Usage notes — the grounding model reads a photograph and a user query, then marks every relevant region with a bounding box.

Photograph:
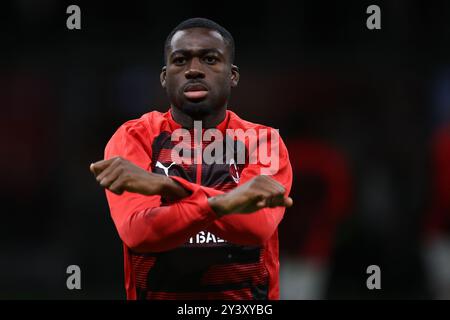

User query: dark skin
[161,28,239,128]
[90,27,293,216]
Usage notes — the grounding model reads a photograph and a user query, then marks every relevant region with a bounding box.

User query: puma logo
[155,161,176,176]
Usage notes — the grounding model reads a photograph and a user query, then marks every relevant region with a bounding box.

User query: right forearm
[159,176,191,201]
[118,188,216,253]
[160,176,230,217]
[158,177,233,217]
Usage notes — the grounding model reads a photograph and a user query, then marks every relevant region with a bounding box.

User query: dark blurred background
[1,0,450,299]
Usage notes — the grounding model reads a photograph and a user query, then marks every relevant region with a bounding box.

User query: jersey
[104,109,293,300]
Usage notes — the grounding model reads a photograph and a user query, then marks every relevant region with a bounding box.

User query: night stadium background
[1,0,450,299]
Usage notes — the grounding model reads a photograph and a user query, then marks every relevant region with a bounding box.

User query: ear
[160,66,167,88]
[231,64,240,88]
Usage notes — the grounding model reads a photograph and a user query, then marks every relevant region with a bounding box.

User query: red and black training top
[104,109,293,300]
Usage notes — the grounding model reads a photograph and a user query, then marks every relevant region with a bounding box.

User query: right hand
[208,175,293,217]
[90,156,167,196]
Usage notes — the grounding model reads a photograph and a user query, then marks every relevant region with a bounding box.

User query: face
[160,28,239,118]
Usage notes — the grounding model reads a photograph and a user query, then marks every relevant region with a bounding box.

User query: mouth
[183,83,209,101]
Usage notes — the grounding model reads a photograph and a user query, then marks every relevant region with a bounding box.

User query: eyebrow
[170,48,223,58]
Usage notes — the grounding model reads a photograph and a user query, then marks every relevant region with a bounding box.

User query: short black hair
[164,18,235,63]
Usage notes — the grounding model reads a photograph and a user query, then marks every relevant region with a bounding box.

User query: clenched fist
[208,175,293,217]
[90,156,167,195]
[90,156,190,201]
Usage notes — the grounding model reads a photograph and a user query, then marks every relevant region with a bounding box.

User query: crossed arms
[90,127,293,253]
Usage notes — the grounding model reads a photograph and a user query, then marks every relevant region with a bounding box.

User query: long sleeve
[171,134,293,246]
[104,123,217,253]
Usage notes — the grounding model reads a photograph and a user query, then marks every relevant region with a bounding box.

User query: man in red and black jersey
[90,18,293,300]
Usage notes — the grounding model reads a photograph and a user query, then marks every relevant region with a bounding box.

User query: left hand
[90,156,167,195]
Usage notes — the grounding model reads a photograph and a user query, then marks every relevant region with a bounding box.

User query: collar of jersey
[166,108,231,134]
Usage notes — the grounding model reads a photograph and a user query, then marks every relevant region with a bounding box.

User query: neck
[170,106,226,129]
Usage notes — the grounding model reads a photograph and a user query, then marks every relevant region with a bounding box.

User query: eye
[173,57,186,65]
[204,56,218,64]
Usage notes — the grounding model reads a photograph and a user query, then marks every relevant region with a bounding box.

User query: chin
[181,101,212,118]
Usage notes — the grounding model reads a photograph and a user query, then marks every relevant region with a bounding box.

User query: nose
[185,58,205,79]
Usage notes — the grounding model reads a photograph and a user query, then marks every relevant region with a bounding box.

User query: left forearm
[170,177,285,245]
[206,208,283,245]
